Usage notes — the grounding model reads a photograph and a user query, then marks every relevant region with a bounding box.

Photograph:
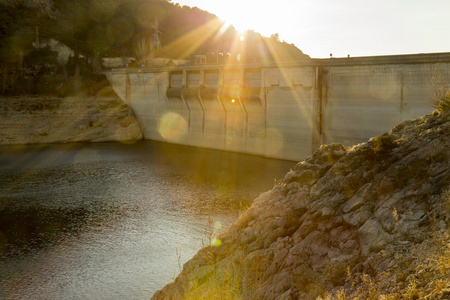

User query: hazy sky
[174,0,450,58]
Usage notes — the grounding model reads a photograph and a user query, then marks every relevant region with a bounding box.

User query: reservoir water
[0,141,295,299]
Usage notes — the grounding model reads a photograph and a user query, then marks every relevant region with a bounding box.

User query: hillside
[0,0,309,95]
[153,109,450,299]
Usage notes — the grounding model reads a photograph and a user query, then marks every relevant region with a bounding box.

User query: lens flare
[158,112,188,142]
[369,74,398,100]
[212,221,222,247]
[212,238,222,247]
[265,128,284,156]
[214,221,222,231]
[216,21,232,39]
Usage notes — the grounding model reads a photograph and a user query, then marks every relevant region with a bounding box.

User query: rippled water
[0,141,294,299]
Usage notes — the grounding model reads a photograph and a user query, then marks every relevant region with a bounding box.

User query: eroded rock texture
[153,110,450,300]
[0,97,143,144]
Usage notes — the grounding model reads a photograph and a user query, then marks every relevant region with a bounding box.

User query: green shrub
[373,134,397,155]
[435,93,450,112]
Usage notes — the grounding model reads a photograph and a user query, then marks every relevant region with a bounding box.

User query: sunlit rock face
[0,97,143,144]
[152,109,450,300]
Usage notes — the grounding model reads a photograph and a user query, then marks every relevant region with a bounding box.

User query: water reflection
[0,141,294,299]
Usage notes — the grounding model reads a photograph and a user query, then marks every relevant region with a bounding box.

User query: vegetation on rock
[435,92,450,113]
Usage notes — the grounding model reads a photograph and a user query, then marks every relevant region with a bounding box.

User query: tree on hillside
[0,0,310,94]
[0,0,59,94]
[0,0,54,68]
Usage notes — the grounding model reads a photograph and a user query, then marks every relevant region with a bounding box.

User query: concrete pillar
[199,70,205,87]
[182,69,187,87]
[218,68,224,87]
[313,66,323,151]
[126,73,131,105]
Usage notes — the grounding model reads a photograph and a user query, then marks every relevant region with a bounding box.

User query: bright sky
[174,0,450,58]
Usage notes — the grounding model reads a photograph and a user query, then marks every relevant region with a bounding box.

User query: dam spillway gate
[105,53,450,161]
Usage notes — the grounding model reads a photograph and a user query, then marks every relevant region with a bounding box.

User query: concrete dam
[105,52,450,161]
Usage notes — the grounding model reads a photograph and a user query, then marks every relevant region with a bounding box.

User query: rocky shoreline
[153,110,450,299]
[0,97,143,145]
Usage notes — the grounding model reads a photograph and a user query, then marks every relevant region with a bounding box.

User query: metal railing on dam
[104,52,450,161]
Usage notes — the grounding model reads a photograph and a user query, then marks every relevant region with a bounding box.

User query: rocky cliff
[0,97,143,144]
[153,109,450,300]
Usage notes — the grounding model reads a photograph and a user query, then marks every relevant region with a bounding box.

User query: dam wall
[105,52,450,161]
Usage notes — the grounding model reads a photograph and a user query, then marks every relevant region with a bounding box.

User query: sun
[175,0,265,34]
[170,0,294,66]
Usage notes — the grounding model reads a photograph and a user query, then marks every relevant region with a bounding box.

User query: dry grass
[172,189,450,300]
[174,216,273,300]
[318,192,450,300]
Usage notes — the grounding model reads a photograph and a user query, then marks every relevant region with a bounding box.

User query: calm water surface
[0,141,295,299]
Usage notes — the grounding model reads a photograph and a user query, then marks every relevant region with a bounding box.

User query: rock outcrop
[153,109,450,299]
[0,97,143,144]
